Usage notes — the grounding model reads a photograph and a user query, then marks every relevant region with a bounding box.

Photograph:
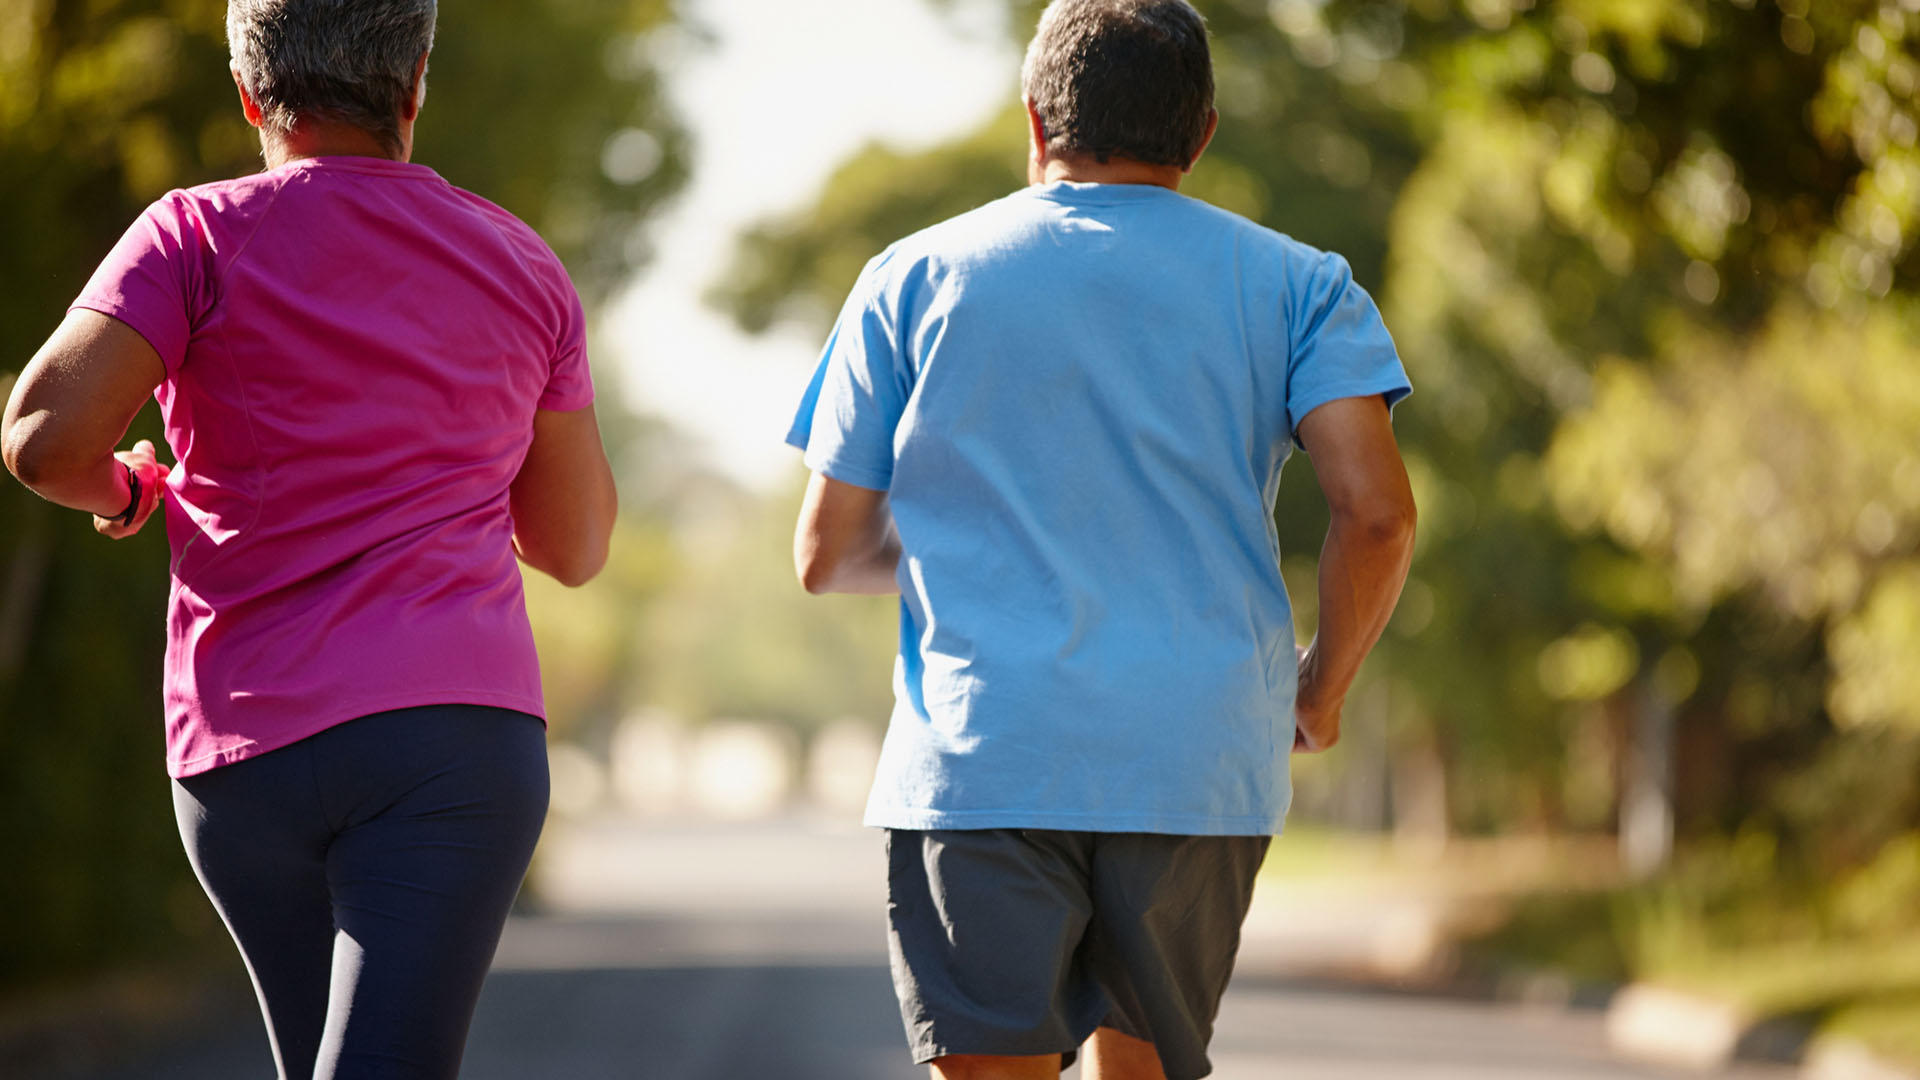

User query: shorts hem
[866,807,1284,836]
[907,1032,1090,1067]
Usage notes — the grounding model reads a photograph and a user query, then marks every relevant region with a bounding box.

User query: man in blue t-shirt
[787,2,1416,1077]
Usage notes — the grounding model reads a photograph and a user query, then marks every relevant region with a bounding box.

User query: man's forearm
[795,473,903,596]
[1300,509,1414,712]
[808,525,902,595]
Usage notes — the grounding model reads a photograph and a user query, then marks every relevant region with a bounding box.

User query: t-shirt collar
[274,155,443,182]
[1029,179,1181,205]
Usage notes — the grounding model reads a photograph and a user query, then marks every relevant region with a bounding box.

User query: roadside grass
[1265,830,1920,1072]
[1824,991,1920,1069]
[1261,828,1622,898]
[1260,826,1399,881]
[1461,888,1920,1072]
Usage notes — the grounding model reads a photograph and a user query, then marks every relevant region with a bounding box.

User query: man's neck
[1035,154,1186,191]
[260,119,408,170]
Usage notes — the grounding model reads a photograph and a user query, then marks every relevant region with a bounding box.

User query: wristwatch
[114,464,142,528]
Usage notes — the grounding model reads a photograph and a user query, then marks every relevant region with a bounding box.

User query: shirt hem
[805,451,892,491]
[167,688,547,779]
[862,806,1285,837]
[71,301,180,375]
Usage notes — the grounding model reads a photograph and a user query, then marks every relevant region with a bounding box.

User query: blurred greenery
[9,0,1920,1066]
[711,0,1920,1062]
[0,0,687,988]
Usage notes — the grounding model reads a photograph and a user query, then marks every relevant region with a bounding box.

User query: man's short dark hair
[1021,0,1213,168]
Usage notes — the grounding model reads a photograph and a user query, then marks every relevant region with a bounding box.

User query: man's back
[791,179,1409,834]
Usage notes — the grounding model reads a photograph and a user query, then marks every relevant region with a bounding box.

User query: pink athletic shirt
[71,156,591,778]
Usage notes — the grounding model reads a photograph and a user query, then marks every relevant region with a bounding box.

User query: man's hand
[1293,642,1341,753]
[93,439,167,539]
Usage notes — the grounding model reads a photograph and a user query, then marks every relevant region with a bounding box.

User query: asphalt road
[36,818,1797,1079]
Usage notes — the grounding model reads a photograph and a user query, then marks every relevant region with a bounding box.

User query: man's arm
[794,472,901,596]
[1294,394,1417,751]
[2,310,168,537]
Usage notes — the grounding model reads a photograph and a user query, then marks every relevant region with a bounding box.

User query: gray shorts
[884,828,1270,1080]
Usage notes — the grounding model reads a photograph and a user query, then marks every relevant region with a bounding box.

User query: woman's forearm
[3,430,135,517]
[3,310,168,526]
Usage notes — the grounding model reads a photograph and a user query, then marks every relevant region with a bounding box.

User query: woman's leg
[307,705,549,1080]
[174,746,338,1080]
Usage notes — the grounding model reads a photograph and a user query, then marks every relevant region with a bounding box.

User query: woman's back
[76,154,591,778]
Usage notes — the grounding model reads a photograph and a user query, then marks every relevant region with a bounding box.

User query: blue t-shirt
[788,180,1410,835]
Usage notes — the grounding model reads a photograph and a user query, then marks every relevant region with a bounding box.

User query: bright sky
[606,0,1018,490]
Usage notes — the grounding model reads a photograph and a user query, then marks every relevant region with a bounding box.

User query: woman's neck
[261,118,409,169]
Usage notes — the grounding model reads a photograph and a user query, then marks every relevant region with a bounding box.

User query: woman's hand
[93,439,167,539]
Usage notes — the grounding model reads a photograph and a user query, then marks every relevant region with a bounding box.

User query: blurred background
[2,0,1918,1076]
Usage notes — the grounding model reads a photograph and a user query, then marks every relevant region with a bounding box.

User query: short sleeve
[70,193,208,374]
[537,272,594,412]
[1285,253,1412,449]
[786,254,908,491]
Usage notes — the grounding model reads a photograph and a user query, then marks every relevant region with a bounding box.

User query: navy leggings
[172,704,549,1080]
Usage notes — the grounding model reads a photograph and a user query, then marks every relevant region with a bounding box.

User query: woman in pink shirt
[0,1,617,1076]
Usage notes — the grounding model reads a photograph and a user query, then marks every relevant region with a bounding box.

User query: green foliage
[708,0,1920,875]
[636,472,899,729]
[716,107,1029,334]
[0,0,687,987]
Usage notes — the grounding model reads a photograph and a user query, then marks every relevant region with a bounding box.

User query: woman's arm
[509,405,618,587]
[2,310,168,536]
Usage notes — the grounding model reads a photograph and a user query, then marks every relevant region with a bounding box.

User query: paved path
[41,817,1797,1079]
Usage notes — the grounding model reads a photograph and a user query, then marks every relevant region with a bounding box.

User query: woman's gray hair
[227,0,438,151]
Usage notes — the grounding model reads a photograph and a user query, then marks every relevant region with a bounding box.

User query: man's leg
[887,830,1111,1074]
[1080,1025,1168,1080]
[930,1053,1062,1079]
[1080,833,1271,1080]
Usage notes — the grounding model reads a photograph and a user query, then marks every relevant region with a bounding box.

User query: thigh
[886,829,1110,1065]
[1083,833,1270,1080]
[174,752,337,1080]
[310,706,550,1080]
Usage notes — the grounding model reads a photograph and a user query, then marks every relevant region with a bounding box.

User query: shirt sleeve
[538,268,595,412]
[787,254,908,491]
[70,193,209,374]
[1285,252,1412,449]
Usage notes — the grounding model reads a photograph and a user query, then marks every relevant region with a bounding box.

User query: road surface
[27,817,1796,1079]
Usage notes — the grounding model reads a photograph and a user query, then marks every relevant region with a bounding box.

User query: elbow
[1339,493,1418,550]
[518,529,611,589]
[1374,498,1418,549]
[796,553,834,596]
[3,418,60,490]
[554,528,613,588]
[548,549,607,589]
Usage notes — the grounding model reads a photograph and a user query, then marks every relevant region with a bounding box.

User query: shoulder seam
[216,171,293,283]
